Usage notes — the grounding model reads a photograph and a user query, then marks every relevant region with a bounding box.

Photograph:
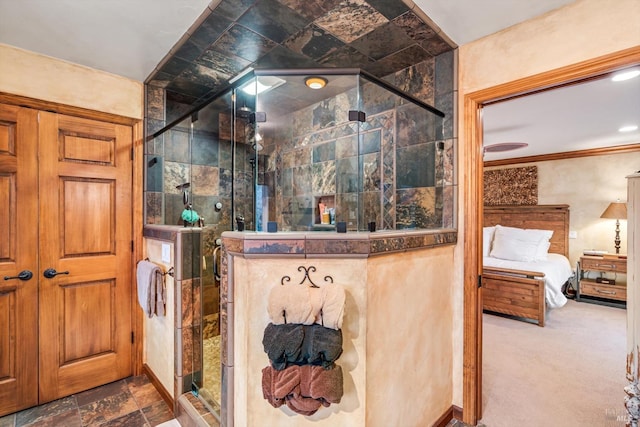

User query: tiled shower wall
[257,64,455,232]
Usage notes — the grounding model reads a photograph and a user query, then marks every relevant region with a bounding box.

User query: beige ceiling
[0,0,577,81]
[5,0,633,160]
[483,69,640,161]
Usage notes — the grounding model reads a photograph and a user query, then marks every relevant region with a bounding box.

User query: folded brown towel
[263,323,343,370]
[302,364,344,406]
[261,364,344,415]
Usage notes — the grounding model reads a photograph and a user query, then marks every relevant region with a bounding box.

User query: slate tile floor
[0,375,173,427]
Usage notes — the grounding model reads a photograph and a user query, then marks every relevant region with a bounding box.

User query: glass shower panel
[359,74,446,230]
[254,72,360,231]
[232,85,257,232]
[163,116,194,226]
[189,90,234,415]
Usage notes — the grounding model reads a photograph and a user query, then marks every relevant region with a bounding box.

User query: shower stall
[144,68,452,420]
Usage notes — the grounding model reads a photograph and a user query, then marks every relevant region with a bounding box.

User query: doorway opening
[462,46,640,425]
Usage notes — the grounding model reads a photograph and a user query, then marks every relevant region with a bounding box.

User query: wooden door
[0,105,39,415]
[37,112,133,403]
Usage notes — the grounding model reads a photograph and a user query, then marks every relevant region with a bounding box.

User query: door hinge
[131,332,134,344]
[131,148,134,160]
[131,240,134,252]
[478,275,483,288]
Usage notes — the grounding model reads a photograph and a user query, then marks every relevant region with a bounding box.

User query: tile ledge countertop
[221,228,458,258]
[222,228,457,239]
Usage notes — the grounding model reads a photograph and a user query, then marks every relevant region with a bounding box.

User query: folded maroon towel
[261,364,344,415]
[301,364,343,406]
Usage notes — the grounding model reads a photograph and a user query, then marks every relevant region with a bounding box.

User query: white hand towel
[318,283,345,330]
[268,284,315,325]
[137,260,163,318]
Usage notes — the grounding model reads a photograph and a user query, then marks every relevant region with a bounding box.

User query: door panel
[0,174,14,260]
[0,105,39,416]
[61,279,114,363]
[38,112,132,403]
[62,178,115,256]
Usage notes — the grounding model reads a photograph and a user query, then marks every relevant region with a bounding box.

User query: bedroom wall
[455,0,640,408]
[486,151,640,266]
[0,43,143,119]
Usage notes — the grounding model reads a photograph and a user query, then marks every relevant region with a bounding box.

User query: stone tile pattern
[258,67,453,231]
[0,375,173,427]
[143,0,458,231]
[145,66,455,231]
[176,392,220,427]
[223,229,457,258]
[174,230,203,402]
[145,0,455,122]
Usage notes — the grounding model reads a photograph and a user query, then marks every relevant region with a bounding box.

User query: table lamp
[600,200,627,254]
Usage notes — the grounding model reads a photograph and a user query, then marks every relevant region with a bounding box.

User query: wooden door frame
[462,46,640,425]
[0,92,145,377]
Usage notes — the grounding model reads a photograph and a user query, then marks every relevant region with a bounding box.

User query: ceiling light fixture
[305,76,327,89]
[240,76,286,95]
[483,142,528,153]
[611,69,640,82]
[619,125,639,133]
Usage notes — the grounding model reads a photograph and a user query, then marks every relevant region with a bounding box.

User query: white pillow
[489,225,553,262]
[536,241,552,261]
[483,226,495,257]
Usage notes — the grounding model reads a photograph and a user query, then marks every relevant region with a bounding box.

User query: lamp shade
[600,202,627,220]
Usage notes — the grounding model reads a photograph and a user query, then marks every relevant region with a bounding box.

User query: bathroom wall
[0,43,142,119]
[143,238,176,397]
[456,0,640,408]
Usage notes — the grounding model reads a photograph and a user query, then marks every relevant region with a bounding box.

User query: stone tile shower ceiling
[145,0,456,125]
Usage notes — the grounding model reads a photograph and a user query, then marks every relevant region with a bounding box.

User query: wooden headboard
[484,205,570,258]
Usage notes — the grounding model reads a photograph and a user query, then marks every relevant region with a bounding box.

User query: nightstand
[577,255,627,306]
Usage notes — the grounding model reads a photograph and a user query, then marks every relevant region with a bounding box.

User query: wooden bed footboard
[482,267,546,327]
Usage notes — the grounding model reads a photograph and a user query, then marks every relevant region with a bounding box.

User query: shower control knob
[215,202,223,210]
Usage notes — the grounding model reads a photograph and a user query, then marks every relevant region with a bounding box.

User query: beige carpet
[480,300,627,427]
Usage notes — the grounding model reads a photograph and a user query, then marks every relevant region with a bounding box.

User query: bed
[482,204,574,327]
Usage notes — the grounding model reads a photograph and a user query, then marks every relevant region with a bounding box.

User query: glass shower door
[188,90,236,416]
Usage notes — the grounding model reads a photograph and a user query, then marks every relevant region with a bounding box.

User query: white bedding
[483,253,573,309]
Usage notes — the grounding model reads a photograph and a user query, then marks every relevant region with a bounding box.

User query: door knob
[3,270,34,281]
[43,268,69,279]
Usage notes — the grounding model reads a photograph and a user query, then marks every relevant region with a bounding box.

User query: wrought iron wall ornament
[281,266,334,288]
